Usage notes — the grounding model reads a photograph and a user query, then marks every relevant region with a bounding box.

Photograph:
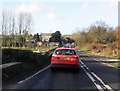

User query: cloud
[46,11,65,22]
[15,2,65,22]
[16,2,42,14]
[80,3,88,11]
[0,4,2,13]
[109,0,119,7]
[47,11,58,21]
[0,4,3,20]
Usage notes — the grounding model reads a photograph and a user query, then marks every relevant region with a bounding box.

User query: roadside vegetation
[72,21,120,59]
[72,21,120,68]
[112,62,120,68]
[2,48,51,64]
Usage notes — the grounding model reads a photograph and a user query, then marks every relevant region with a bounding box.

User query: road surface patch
[18,65,51,84]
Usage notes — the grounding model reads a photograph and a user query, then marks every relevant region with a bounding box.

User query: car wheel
[51,67,56,72]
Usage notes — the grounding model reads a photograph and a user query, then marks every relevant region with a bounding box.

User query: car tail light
[71,56,79,61]
[51,55,59,60]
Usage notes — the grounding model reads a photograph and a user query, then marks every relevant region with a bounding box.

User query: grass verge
[77,49,120,68]
[111,62,120,68]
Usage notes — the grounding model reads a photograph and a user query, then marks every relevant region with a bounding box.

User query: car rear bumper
[51,64,80,69]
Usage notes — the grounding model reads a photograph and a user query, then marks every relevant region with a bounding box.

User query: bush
[2,49,50,64]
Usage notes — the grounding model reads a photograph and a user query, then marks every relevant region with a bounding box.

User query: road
[0,62,21,69]
[2,53,119,91]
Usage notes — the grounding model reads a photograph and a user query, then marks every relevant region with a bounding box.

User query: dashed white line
[80,61,114,91]
[18,65,51,84]
[81,64,104,91]
[91,72,114,91]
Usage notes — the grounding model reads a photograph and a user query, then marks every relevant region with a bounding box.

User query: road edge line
[18,65,51,84]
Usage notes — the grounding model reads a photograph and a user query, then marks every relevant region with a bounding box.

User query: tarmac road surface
[2,53,119,91]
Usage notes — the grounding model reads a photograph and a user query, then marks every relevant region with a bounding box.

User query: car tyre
[51,67,56,72]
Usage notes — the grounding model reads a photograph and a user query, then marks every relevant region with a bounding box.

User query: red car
[50,47,80,71]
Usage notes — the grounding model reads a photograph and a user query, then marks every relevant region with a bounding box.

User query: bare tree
[8,12,12,47]
[23,14,32,46]
[2,10,33,48]
[2,10,8,47]
[2,10,5,47]
[11,14,15,47]
[17,12,32,47]
[18,13,24,47]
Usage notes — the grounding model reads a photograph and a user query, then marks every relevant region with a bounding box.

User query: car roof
[55,47,75,50]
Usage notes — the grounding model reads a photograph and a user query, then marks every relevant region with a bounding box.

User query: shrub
[2,48,51,65]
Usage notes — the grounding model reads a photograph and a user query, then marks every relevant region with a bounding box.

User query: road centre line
[18,65,51,84]
[80,61,114,91]
[91,72,114,91]
[80,65,104,91]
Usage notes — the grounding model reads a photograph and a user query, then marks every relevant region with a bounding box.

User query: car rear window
[55,49,76,55]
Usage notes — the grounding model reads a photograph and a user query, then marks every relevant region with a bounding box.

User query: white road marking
[91,72,114,91]
[81,61,84,65]
[101,63,115,68]
[18,65,51,84]
[3,73,9,77]
[93,58,99,61]
[0,62,21,69]
[81,65,104,91]
[80,61,114,91]
[93,58,116,68]
[86,67,89,70]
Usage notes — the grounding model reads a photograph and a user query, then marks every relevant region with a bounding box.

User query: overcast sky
[0,0,119,35]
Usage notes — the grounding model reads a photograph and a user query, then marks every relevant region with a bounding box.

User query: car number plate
[60,57,69,60]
